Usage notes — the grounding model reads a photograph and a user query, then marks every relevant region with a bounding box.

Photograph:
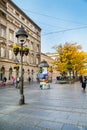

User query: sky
[12,0,87,53]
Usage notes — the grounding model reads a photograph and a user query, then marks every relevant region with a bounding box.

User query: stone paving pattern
[0,81,87,130]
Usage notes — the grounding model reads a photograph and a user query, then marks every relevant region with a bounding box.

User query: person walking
[16,77,19,88]
[81,76,86,91]
[28,76,31,84]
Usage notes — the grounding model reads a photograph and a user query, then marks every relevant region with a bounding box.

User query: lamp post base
[19,95,25,105]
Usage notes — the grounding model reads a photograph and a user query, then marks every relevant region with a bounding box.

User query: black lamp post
[16,26,28,105]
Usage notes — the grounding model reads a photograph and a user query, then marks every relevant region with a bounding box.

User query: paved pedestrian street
[0,81,87,130]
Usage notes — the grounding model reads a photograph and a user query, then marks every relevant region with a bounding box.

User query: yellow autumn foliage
[53,42,87,76]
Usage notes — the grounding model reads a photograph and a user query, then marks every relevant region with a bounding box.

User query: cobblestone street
[0,81,87,130]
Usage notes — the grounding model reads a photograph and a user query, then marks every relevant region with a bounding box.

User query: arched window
[31,70,34,75]
[28,69,30,74]
[9,67,12,80]
[22,68,25,75]
[0,66,5,80]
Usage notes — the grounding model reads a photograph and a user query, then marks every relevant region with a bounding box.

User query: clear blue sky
[12,0,87,53]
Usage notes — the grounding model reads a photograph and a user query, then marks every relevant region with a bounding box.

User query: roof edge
[9,0,41,30]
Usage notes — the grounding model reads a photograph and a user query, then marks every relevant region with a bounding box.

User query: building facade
[0,0,41,83]
[41,53,54,66]
[45,53,61,79]
[46,52,59,61]
[41,53,59,80]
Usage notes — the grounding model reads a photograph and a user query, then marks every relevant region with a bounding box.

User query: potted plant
[14,65,19,70]
[24,47,29,56]
[13,45,19,56]
[39,67,42,73]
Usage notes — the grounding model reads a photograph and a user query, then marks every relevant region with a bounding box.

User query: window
[1,47,5,57]
[9,50,12,59]
[21,16,25,21]
[31,54,34,64]
[2,0,6,5]
[9,67,12,80]
[8,5,13,12]
[27,69,30,75]
[9,30,14,41]
[36,57,39,64]
[0,66,5,81]
[26,20,29,25]
[31,70,34,75]
[15,37,18,44]
[15,11,19,17]
[0,25,6,38]
[7,16,14,23]
[0,10,6,18]
[37,45,39,52]
[27,56,30,64]
[30,24,33,28]
[15,21,20,27]
[31,42,33,50]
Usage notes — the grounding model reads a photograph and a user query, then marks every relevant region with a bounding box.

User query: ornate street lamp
[16,26,28,105]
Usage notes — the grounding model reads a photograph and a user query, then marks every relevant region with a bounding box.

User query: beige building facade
[43,53,61,79]
[46,53,59,61]
[0,0,41,82]
[41,53,54,66]
[41,53,59,80]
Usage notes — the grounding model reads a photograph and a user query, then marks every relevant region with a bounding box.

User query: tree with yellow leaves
[53,42,87,77]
